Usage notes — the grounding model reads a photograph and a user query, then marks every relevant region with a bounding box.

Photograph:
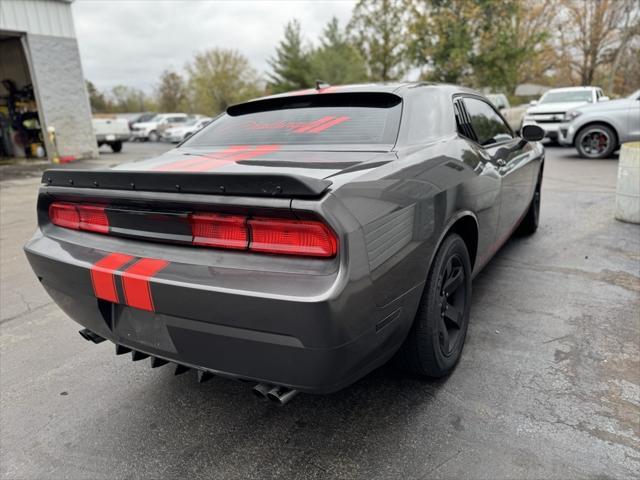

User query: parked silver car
[523,86,607,142]
[558,89,640,158]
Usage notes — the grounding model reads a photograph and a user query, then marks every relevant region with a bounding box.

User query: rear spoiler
[41,169,332,198]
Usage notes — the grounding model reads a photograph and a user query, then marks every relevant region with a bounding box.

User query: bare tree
[155,69,187,113]
[559,0,640,87]
[185,48,262,115]
[606,1,640,93]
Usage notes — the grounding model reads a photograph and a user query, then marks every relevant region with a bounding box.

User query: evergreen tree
[348,0,407,81]
[268,19,313,93]
[310,17,368,85]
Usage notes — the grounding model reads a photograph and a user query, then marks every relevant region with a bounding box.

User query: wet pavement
[1,142,638,479]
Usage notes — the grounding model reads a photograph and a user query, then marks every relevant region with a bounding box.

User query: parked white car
[161,117,212,143]
[131,113,189,141]
[92,117,130,152]
[522,86,608,141]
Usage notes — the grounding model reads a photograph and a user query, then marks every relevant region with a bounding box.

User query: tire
[575,124,617,159]
[148,130,159,142]
[110,141,122,153]
[397,233,472,377]
[516,170,542,235]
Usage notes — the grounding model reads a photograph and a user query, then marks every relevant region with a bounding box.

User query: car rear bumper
[96,134,129,142]
[24,229,419,393]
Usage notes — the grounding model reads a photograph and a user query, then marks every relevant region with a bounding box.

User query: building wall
[0,1,97,160]
[26,34,97,159]
[0,0,75,39]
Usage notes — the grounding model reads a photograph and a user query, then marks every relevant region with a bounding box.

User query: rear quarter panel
[296,137,500,312]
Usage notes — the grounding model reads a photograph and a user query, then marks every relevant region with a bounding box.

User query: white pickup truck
[92,117,130,152]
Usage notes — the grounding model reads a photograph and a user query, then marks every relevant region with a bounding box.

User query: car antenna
[315,80,330,90]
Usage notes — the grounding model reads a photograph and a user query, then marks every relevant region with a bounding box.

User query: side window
[463,97,513,146]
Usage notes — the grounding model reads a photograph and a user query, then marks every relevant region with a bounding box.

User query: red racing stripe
[121,258,169,311]
[294,116,335,133]
[308,115,350,133]
[191,144,281,172]
[90,253,135,303]
[152,145,249,172]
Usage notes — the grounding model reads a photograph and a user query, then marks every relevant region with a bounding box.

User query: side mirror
[522,124,545,142]
[600,96,610,102]
[529,100,538,106]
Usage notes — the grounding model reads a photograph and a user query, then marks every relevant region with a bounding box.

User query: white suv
[131,113,189,142]
[522,87,608,141]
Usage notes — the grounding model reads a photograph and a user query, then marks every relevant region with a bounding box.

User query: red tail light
[49,202,109,233]
[248,218,337,257]
[49,202,338,258]
[49,202,80,230]
[78,205,109,233]
[189,213,248,249]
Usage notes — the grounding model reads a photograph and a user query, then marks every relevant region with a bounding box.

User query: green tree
[155,69,187,112]
[310,17,368,85]
[348,0,407,81]
[185,48,261,115]
[406,0,554,93]
[268,19,313,93]
[85,80,109,113]
[471,0,552,93]
[109,85,148,112]
[406,0,477,84]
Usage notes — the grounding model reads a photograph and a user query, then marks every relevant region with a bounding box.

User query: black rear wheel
[397,233,472,377]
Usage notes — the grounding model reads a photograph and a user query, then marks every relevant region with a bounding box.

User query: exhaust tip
[252,383,272,400]
[78,328,106,344]
[266,386,299,406]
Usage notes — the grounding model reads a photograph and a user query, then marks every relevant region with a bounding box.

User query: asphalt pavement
[1,141,638,479]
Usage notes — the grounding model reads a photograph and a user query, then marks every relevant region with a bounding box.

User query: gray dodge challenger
[25,83,545,404]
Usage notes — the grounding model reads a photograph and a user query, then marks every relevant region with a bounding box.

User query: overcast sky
[72,0,357,94]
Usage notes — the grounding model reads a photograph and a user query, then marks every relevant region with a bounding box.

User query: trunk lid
[113,146,394,182]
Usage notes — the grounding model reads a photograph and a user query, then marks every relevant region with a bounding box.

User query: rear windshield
[183,92,402,148]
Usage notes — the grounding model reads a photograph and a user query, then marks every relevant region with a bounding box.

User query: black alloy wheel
[397,233,472,377]
[437,253,467,357]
